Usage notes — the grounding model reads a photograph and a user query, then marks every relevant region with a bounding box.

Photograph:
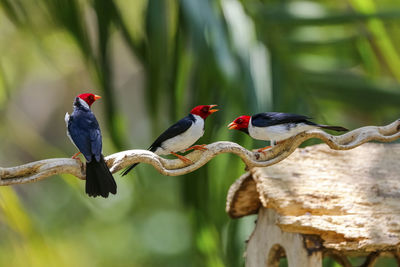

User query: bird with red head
[122,104,218,176]
[228,112,347,152]
[65,93,117,198]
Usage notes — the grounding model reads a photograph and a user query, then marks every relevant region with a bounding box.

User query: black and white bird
[65,93,117,198]
[121,105,218,176]
[228,112,348,151]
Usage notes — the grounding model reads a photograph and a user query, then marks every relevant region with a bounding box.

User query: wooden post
[247,208,322,267]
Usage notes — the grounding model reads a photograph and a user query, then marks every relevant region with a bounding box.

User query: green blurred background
[0,0,399,266]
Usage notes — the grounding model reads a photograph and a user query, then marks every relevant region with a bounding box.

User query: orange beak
[228,122,238,130]
[208,104,219,114]
[94,95,102,101]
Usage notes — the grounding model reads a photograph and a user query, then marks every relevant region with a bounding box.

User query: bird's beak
[228,122,238,130]
[94,95,102,101]
[208,104,219,114]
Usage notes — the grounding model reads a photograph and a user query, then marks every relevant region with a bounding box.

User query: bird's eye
[201,107,208,113]
[237,119,243,124]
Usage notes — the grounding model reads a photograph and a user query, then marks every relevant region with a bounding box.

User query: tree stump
[226,143,400,267]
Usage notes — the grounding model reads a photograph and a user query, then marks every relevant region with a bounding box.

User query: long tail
[86,155,117,198]
[121,146,157,176]
[121,163,139,176]
[318,125,349,132]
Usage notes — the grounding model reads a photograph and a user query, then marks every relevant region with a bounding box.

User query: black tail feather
[121,146,157,176]
[318,125,349,132]
[121,163,139,176]
[86,155,117,198]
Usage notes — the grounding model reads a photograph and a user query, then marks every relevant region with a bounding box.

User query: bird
[121,105,218,176]
[228,112,348,152]
[65,93,117,198]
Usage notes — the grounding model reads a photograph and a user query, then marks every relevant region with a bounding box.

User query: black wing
[121,114,195,176]
[251,112,314,127]
[149,114,195,151]
[68,109,102,162]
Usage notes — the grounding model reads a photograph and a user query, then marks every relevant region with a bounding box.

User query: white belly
[249,122,317,142]
[155,115,204,155]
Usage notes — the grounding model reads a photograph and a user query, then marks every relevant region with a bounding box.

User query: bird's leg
[71,152,81,159]
[71,152,84,176]
[271,140,285,147]
[185,144,208,152]
[71,152,85,180]
[171,152,192,164]
[257,140,282,153]
[257,146,271,153]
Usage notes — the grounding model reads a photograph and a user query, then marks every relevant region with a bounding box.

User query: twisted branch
[1,120,399,186]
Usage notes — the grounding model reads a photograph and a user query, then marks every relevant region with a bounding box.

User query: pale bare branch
[1,119,399,186]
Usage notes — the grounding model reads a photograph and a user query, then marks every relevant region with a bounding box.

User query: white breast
[65,112,70,126]
[65,112,73,142]
[65,112,78,149]
[155,115,205,155]
[249,118,317,143]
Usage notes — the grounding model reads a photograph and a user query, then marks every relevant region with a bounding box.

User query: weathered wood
[246,208,322,267]
[226,173,260,218]
[228,143,400,253]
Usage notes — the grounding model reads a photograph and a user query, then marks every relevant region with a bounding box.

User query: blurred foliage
[0,0,399,266]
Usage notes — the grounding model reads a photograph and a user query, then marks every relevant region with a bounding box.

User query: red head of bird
[190,105,218,119]
[78,93,101,107]
[228,115,251,130]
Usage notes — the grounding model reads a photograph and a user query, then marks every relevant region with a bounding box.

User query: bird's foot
[72,154,85,180]
[71,152,81,159]
[171,152,192,164]
[257,146,271,153]
[185,144,208,152]
[72,152,83,167]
